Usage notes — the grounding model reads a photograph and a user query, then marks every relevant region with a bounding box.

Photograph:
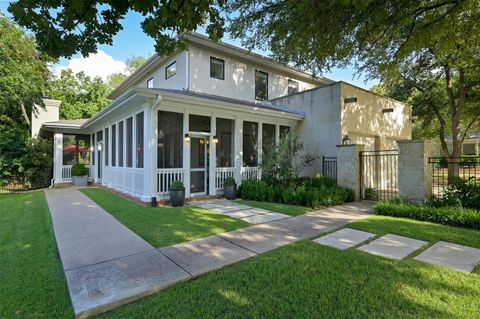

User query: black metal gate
[322,156,337,181]
[360,150,398,201]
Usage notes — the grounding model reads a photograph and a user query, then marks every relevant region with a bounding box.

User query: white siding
[188,44,318,101]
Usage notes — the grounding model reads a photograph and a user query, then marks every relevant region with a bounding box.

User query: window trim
[210,57,225,80]
[147,77,154,88]
[165,61,177,80]
[287,79,299,95]
[255,70,269,101]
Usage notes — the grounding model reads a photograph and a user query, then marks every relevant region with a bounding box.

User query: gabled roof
[108,32,333,100]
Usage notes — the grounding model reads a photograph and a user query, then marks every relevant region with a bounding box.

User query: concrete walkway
[45,188,373,318]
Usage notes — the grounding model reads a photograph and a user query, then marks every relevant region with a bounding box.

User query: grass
[0,191,72,319]
[2,192,479,318]
[235,199,313,216]
[80,188,249,248]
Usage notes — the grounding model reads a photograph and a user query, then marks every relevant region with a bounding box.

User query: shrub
[224,177,236,186]
[170,180,184,191]
[71,163,88,176]
[375,200,480,230]
[429,177,480,210]
[364,187,379,201]
[238,177,353,209]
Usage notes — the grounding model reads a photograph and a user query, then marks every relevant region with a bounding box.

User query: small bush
[375,200,480,230]
[224,177,236,186]
[71,163,88,176]
[238,177,353,209]
[170,180,184,191]
[364,187,379,201]
[428,177,480,210]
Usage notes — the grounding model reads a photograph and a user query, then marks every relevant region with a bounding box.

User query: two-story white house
[38,32,412,203]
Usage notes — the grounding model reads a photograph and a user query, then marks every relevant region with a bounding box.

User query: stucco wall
[188,43,318,101]
[340,82,412,151]
[32,99,60,138]
[273,84,342,176]
[132,51,188,91]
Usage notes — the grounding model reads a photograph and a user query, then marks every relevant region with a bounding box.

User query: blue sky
[0,2,377,89]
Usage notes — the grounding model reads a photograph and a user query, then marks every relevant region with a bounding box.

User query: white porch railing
[241,167,261,181]
[157,168,184,195]
[215,167,236,190]
[61,165,92,181]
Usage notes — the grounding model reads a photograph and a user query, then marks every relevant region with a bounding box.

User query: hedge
[374,201,480,230]
[238,178,353,209]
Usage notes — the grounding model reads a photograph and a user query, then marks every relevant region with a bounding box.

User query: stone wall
[336,144,364,201]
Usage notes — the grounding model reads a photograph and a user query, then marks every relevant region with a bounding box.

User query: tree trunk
[19,101,32,134]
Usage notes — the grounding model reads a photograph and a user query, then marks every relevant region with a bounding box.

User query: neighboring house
[38,32,412,203]
[444,131,480,156]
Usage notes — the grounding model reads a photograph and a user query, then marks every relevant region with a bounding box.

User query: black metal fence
[360,150,398,201]
[429,156,480,198]
[322,156,337,181]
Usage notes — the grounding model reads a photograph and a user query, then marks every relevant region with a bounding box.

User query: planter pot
[224,184,237,200]
[169,187,185,207]
[72,175,88,187]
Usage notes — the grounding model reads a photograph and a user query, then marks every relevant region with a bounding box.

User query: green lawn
[235,199,313,216]
[80,188,249,248]
[0,192,72,319]
[2,192,479,318]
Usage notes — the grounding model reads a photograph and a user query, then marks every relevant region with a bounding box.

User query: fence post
[398,140,437,203]
[336,144,364,201]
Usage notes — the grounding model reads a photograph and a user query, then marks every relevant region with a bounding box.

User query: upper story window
[147,77,154,88]
[210,57,224,80]
[165,61,177,79]
[288,79,299,95]
[255,70,268,101]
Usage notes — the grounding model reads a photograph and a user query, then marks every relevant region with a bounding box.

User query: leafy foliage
[170,180,184,191]
[107,55,148,90]
[48,69,110,120]
[261,130,316,183]
[8,1,226,58]
[375,199,480,230]
[224,177,236,186]
[71,163,88,177]
[238,178,353,209]
[0,14,51,129]
[428,177,480,210]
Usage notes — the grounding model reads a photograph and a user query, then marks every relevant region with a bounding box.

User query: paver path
[45,188,373,318]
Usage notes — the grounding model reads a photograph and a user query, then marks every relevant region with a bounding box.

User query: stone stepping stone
[357,234,427,260]
[241,212,289,224]
[414,241,480,273]
[211,205,252,213]
[313,228,376,250]
[224,207,271,219]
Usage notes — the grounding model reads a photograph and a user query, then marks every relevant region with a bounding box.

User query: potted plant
[169,180,185,207]
[71,163,89,187]
[224,177,237,200]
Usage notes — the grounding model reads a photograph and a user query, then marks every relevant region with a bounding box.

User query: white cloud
[54,50,126,81]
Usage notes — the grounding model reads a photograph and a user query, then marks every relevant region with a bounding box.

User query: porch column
[234,117,243,183]
[258,121,263,179]
[209,115,217,195]
[183,111,191,198]
[275,124,280,145]
[53,132,63,184]
[143,104,157,201]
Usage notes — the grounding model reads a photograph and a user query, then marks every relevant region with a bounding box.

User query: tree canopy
[107,55,148,90]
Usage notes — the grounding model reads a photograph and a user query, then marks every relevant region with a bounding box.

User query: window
[118,121,124,167]
[136,112,144,168]
[262,123,275,157]
[216,118,234,167]
[92,133,95,165]
[189,114,211,132]
[165,61,177,79]
[158,111,183,168]
[62,134,91,165]
[126,117,133,167]
[280,125,290,138]
[104,127,109,166]
[210,57,224,80]
[288,79,299,95]
[255,70,268,101]
[243,121,258,166]
[147,77,154,88]
[111,124,116,166]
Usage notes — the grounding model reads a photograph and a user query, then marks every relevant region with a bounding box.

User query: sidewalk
[45,188,372,318]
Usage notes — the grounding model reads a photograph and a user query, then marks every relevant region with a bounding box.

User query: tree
[0,13,51,132]
[49,69,111,120]
[107,55,148,90]
[8,0,225,58]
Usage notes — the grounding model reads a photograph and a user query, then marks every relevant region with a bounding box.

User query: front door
[190,137,209,195]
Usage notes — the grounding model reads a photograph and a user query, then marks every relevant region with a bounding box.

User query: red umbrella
[63,145,89,153]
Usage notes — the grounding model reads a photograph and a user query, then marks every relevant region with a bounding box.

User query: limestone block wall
[336,144,364,201]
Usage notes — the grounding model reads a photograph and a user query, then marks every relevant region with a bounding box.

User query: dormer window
[165,61,177,79]
[255,70,268,101]
[288,79,299,95]
[147,77,153,88]
[210,57,225,80]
